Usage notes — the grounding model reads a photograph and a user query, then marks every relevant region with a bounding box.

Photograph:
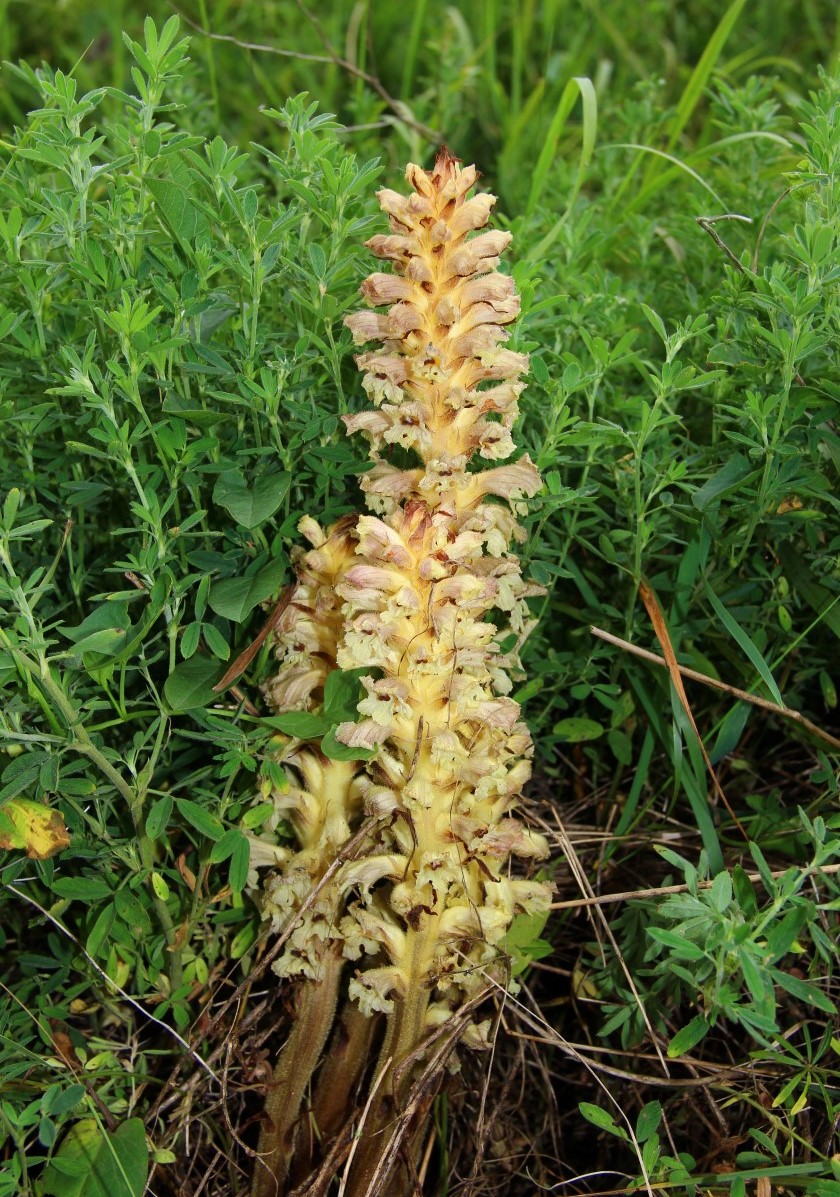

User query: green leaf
[766,906,808,960]
[320,727,376,762]
[66,627,132,656]
[553,717,604,742]
[607,727,632,765]
[208,558,286,622]
[114,887,152,935]
[740,946,774,1010]
[41,1116,148,1197]
[212,470,290,528]
[749,842,777,893]
[578,1103,626,1139]
[635,1101,662,1143]
[201,621,231,660]
[151,873,170,901]
[86,904,116,958]
[181,621,202,659]
[40,1116,58,1148]
[51,877,112,903]
[732,865,758,918]
[209,827,242,863]
[711,701,750,763]
[51,1085,86,1119]
[808,1181,840,1197]
[667,1014,710,1058]
[271,710,329,739]
[164,657,224,711]
[770,968,836,1014]
[641,304,667,346]
[692,453,754,511]
[710,872,733,912]
[241,802,275,830]
[503,908,551,951]
[502,908,553,976]
[323,667,369,721]
[60,602,132,658]
[145,795,173,840]
[230,919,257,960]
[60,602,130,641]
[647,927,706,960]
[176,798,224,842]
[147,174,208,252]
[229,834,250,894]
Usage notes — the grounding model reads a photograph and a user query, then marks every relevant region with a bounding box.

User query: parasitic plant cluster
[250,148,551,1197]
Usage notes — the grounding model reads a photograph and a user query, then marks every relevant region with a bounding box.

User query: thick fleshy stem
[251,946,343,1197]
[294,1001,378,1185]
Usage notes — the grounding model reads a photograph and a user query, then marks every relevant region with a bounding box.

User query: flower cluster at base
[252,147,551,1048]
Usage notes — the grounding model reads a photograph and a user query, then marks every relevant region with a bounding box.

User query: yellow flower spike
[251,149,551,1197]
[328,148,550,1196]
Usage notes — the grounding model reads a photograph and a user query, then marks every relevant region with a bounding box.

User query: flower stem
[252,945,344,1197]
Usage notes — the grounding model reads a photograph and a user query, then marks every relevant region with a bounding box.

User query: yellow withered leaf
[0,797,70,859]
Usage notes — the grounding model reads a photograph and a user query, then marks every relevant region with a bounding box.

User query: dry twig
[590,623,840,751]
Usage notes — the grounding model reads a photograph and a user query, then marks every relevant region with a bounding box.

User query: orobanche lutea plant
[250,148,551,1197]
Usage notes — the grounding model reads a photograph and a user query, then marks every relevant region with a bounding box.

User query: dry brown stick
[505,1029,774,1088]
[550,861,840,911]
[590,624,840,751]
[293,0,440,141]
[638,580,748,840]
[213,585,294,693]
[170,3,441,142]
[695,212,752,273]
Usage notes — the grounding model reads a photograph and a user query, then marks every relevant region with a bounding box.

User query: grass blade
[632,0,748,198]
[704,582,784,706]
[526,75,597,218]
[399,0,428,98]
[603,142,726,208]
[641,579,743,857]
[666,0,749,153]
[627,672,724,873]
[611,727,654,843]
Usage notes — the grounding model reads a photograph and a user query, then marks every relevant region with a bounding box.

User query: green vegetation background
[0,2,838,1196]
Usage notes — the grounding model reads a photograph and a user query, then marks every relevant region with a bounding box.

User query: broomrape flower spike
[251,148,551,1197]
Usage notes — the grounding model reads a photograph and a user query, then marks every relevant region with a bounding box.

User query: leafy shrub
[0,19,382,1189]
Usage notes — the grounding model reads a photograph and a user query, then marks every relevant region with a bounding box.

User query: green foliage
[40,1117,147,1197]
[0,19,381,1190]
[515,66,840,772]
[0,5,838,1196]
[268,668,378,761]
[593,812,840,1052]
